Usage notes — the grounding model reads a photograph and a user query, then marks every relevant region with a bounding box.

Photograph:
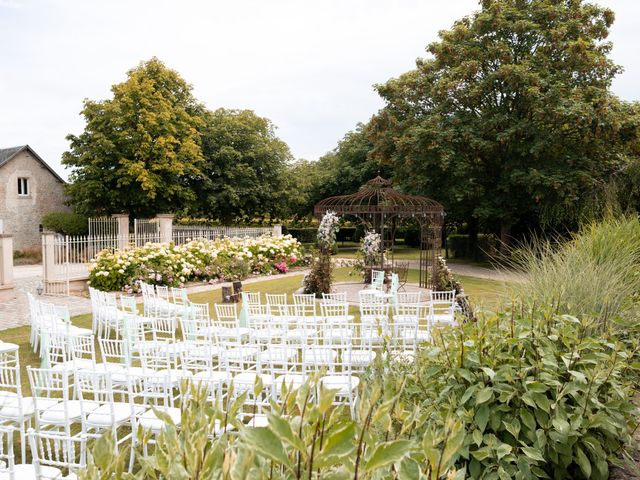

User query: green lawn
[5,267,508,395]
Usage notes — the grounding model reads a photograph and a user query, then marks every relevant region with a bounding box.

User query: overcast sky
[1,0,639,180]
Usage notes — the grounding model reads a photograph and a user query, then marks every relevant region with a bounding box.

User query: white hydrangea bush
[88,234,301,291]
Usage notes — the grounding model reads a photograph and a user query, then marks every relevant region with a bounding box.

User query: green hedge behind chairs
[282,227,317,244]
[446,233,497,260]
[41,212,89,236]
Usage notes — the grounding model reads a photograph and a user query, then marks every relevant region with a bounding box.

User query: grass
[5,267,508,396]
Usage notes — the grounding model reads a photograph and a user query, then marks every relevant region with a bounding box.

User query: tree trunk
[468,217,479,261]
[499,221,512,257]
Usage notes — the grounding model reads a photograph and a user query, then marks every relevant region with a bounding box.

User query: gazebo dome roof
[314,176,444,221]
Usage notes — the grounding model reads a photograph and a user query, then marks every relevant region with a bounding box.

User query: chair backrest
[27,367,74,428]
[293,294,316,318]
[371,270,385,289]
[215,303,238,323]
[429,290,456,317]
[430,290,456,303]
[266,293,287,307]
[120,295,137,315]
[320,302,349,323]
[155,285,170,302]
[359,290,383,305]
[0,426,15,477]
[0,344,22,400]
[396,291,422,305]
[321,292,347,303]
[171,287,189,305]
[29,428,87,477]
[99,337,131,366]
[241,291,261,305]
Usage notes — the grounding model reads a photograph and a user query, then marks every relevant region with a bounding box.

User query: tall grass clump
[509,215,640,321]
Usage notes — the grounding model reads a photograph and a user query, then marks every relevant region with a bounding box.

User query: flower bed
[88,235,302,292]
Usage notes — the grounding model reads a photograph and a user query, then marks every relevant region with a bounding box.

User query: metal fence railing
[42,225,277,295]
[172,225,273,245]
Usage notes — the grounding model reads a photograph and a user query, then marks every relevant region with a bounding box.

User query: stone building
[0,145,69,251]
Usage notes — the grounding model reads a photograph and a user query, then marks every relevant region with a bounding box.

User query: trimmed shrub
[283,227,317,244]
[41,212,88,236]
[447,233,497,259]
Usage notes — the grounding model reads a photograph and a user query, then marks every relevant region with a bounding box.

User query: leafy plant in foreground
[378,308,640,479]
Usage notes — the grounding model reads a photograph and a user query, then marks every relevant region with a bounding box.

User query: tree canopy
[369,0,640,243]
[190,108,293,222]
[63,58,292,222]
[63,57,205,218]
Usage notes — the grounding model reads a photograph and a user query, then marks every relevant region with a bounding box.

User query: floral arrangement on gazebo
[303,211,340,297]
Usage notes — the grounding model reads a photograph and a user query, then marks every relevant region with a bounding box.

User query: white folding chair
[1,425,64,480]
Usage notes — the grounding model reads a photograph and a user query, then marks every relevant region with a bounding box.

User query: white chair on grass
[429,290,457,326]
[28,428,88,480]
[1,425,65,480]
[0,342,58,464]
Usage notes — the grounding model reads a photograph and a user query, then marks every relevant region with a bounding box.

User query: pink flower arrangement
[274,261,289,273]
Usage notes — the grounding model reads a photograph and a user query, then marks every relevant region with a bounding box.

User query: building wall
[0,150,69,251]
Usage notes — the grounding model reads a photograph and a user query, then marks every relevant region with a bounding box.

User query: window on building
[17,177,29,196]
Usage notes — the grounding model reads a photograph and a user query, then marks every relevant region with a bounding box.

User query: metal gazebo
[314,176,445,288]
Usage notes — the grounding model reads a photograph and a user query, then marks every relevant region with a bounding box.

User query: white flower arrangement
[317,211,340,252]
[361,231,382,265]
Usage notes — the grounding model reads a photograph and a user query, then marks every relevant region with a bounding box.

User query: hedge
[41,212,89,236]
[446,233,497,259]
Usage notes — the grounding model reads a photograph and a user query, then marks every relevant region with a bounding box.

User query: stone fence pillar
[273,224,282,236]
[111,214,129,250]
[157,214,174,244]
[41,231,56,286]
[0,234,14,289]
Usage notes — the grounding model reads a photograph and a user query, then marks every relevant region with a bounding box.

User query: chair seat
[319,375,360,394]
[324,328,353,341]
[274,374,306,390]
[40,400,99,423]
[284,329,317,341]
[0,396,59,418]
[139,406,182,432]
[87,402,144,426]
[223,347,259,361]
[0,463,62,480]
[349,350,376,366]
[192,370,231,385]
[233,372,273,389]
[261,347,298,364]
[245,414,269,427]
[251,328,285,341]
[431,314,455,325]
[111,367,154,384]
[152,369,193,385]
[0,342,18,353]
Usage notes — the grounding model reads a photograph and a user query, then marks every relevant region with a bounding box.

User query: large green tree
[286,123,385,217]
[189,108,293,222]
[63,58,205,217]
[371,0,639,246]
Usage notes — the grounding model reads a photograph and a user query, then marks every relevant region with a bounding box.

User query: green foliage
[371,0,640,242]
[63,57,205,218]
[41,211,88,236]
[191,108,293,222]
[302,253,333,298]
[283,226,317,244]
[447,234,498,260]
[509,215,640,320]
[285,124,384,218]
[379,309,640,479]
[78,378,465,479]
